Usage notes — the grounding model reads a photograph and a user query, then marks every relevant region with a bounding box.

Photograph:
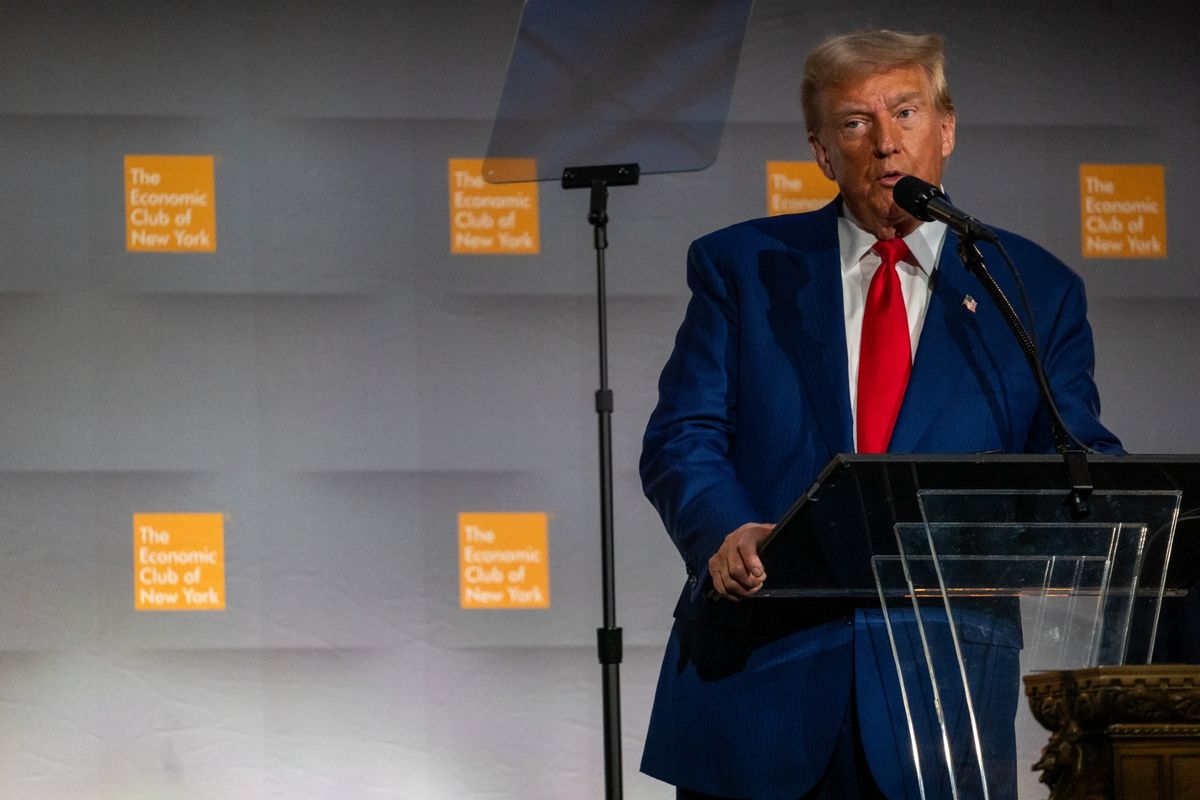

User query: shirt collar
[837,205,948,276]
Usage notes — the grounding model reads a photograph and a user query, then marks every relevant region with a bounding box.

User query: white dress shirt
[839,214,949,447]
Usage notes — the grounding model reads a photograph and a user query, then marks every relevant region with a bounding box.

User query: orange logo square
[448,158,539,255]
[459,512,549,609]
[134,513,225,611]
[125,155,217,252]
[1079,164,1166,259]
[766,161,838,217]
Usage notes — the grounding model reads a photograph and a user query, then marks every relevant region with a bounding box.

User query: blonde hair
[801,30,955,134]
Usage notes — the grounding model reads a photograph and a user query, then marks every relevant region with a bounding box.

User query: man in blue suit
[639,30,1122,800]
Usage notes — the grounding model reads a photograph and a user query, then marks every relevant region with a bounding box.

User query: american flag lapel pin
[962,294,978,313]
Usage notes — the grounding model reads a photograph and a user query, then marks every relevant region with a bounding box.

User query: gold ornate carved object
[1024,665,1200,800]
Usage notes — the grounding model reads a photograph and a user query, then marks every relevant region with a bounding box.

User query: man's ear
[940,111,957,160]
[809,134,836,182]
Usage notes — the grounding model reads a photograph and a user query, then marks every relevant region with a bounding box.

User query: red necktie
[857,238,913,453]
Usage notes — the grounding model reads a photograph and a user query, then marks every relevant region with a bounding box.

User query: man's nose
[873,118,899,155]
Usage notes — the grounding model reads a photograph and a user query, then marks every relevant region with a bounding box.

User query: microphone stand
[956,234,1093,518]
[562,162,639,800]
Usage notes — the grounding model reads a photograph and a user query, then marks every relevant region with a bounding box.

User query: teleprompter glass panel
[483,0,752,183]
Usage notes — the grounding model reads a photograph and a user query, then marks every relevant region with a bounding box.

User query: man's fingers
[709,564,742,601]
[726,555,746,580]
[722,552,753,588]
[737,539,765,580]
[710,554,750,599]
[709,522,776,600]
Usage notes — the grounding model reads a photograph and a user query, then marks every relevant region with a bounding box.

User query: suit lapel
[776,204,854,455]
[888,235,975,453]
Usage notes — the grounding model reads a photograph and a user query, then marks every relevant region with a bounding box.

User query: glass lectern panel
[872,489,1182,800]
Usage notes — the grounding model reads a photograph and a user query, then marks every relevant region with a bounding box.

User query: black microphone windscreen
[893,176,942,221]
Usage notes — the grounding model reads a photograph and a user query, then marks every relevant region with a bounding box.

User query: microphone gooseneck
[892,175,1094,516]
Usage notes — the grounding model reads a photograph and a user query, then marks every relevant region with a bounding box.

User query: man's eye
[897,108,915,119]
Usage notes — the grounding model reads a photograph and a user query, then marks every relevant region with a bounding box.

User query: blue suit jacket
[639,202,1122,799]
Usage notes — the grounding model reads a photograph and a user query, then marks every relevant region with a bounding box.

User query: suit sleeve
[1025,268,1124,454]
[640,238,760,578]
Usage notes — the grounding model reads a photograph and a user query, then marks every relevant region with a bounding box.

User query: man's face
[808,65,956,240]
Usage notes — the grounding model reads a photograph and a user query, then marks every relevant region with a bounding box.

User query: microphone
[893,176,998,243]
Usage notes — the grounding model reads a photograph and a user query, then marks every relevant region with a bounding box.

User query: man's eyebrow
[831,91,926,118]
[830,102,872,119]
[886,91,924,107]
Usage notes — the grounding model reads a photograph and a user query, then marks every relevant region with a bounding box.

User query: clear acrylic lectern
[757,454,1200,800]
